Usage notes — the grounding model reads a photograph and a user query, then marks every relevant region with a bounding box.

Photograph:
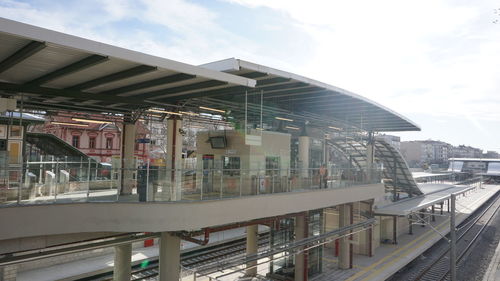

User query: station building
[0,17,488,281]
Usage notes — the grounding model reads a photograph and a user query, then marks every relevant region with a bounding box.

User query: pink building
[37,114,150,163]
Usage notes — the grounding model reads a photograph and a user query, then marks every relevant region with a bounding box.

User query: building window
[266,156,280,176]
[106,138,113,149]
[72,135,80,148]
[89,137,96,149]
[222,156,240,176]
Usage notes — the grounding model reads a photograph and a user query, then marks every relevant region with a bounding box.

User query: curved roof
[202,58,420,132]
[0,18,255,114]
[327,137,423,198]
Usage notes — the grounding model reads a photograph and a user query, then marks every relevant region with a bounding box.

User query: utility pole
[450,193,456,281]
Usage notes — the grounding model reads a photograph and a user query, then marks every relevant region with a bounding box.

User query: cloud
[0,0,265,65]
[225,0,500,122]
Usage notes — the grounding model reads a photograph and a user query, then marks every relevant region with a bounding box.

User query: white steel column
[121,122,136,195]
[450,194,457,281]
[166,117,183,201]
[159,232,181,281]
[298,136,310,178]
[113,243,132,281]
[294,214,307,281]
[245,225,258,276]
[366,142,375,182]
[339,204,352,269]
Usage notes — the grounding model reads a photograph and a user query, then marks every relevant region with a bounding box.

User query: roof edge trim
[0,18,256,88]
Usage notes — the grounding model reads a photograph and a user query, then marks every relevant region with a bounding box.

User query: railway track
[407,192,500,281]
[77,232,269,281]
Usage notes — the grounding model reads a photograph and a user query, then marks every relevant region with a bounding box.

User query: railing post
[272,174,275,193]
[239,171,243,197]
[256,170,260,195]
[86,158,91,199]
[54,158,59,201]
[146,160,151,201]
[219,169,223,199]
[200,169,204,201]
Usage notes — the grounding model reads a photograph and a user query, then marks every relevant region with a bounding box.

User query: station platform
[483,237,500,281]
[312,184,500,281]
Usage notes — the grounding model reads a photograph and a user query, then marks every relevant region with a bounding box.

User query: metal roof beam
[151,75,287,103]
[239,71,268,79]
[0,41,46,74]
[27,55,109,85]
[66,65,157,91]
[209,86,321,102]
[145,80,229,100]
[21,100,128,114]
[295,97,365,106]
[102,73,196,96]
[0,82,152,106]
[256,77,291,86]
[157,85,248,103]
[263,88,328,99]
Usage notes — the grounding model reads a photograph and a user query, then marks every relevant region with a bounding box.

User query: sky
[1,0,500,151]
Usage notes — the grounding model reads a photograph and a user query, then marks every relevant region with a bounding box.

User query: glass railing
[0,160,383,206]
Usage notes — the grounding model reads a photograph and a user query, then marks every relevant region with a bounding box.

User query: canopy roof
[0,18,255,115]
[0,18,419,132]
[374,184,471,216]
[449,158,500,162]
[201,58,420,132]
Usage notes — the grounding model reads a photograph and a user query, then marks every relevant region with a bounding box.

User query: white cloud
[225,0,500,121]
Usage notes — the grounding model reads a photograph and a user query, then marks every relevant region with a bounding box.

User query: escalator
[25,132,95,162]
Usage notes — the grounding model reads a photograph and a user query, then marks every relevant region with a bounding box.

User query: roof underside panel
[0,18,255,114]
[202,58,420,132]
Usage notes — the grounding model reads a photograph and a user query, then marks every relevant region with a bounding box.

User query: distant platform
[374,184,471,216]
[412,172,450,179]
[313,184,500,281]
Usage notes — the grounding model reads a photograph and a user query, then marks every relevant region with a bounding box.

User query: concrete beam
[0,184,384,241]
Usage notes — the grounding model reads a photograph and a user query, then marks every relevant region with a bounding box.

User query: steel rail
[411,192,499,281]
[81,233,269,281]
[0,233,159,266]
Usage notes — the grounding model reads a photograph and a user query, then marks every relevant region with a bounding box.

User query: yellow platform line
[322,256,366,269]
[345,189,495,281]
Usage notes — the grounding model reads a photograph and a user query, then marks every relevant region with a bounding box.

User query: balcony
[0,159,382,206]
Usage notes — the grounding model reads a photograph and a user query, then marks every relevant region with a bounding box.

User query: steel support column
[450,194,457,281]
[120,120,136,195]
[392,216,398,244]
[339,204,353,269]
[166,116,183,201]
[294,213,308,281]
